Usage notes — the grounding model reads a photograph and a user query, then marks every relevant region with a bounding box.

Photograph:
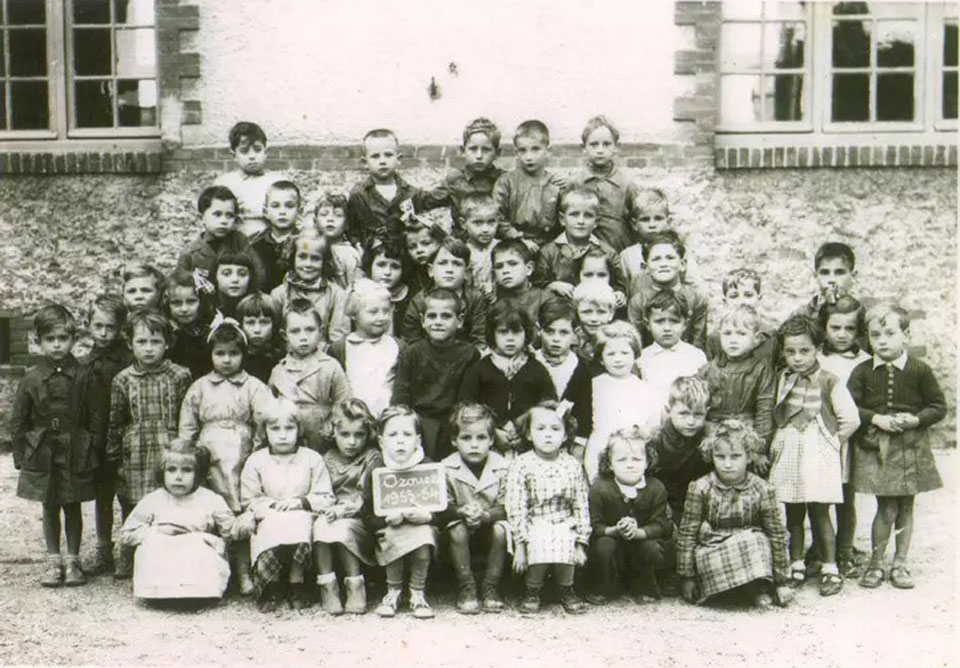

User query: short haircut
[330,398,379,451]
[164,268,216,323]
[449,402,497,440]
[434,236,470,265]
[257,397,303,449]
[574,247,613,281]
[462,117,501,152]
[777,314,825,347]
[236,292,281,324]
[34,303,77,338]
[559,186,600,214]
[361,238,405,276]
[315,190,348,213]
[723,268,762,297]
[814,242,856,271]
[266,180,301,207]
[628,187,670,217]
[214,248,261,293]
[155,438,210,492]
[422,286,462,316]
[379,404,422,435]
[819,294,864,333]
[581,114,620,145]
[517,400,577,450]
[198,185,237,214]
[572,280,616,309]
[125,308,173,343]
[122,262,165,300]
[641,230,685,261]
[88,294,126,329]
[642,290,690,321]
[459,193,498,222]
[486,301,534,347]
[864,302,910,332]
[513,119,550,146]
[717,305,762,333]
[362,128,399,152]
[286,231,337,282]
[667,376,710,411]
[491,238,533,265]
[345,278,392,319]
[597,425,656,479]
[284,297,324,329]
[228,121,267,150]
[594,320,642,357]
[538,297,577,329]
[698,418,767,470]
[207,318,247,354]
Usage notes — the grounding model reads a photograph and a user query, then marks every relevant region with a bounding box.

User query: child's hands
[775,585,795,607]
[547,281,575,300]
[274,498,303,512]
[403,509,432,524]
[894,413,920,430]
[573,544,588,567]
[200,532,223,549]
[872,414,903,433]
[323,507,339,522]
[616,517,638,538]
[613,291,627,310]
[753,453,770,476]
[384,512,404,526]
[155,523,187,536]
[680,577,697,603]
[513,543,527,573]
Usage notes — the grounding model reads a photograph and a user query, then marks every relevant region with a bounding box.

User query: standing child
[705,268,778,366]
[118,440,242,601]
[165,268,215,380]
[250,180,301,292]
[241,398,334,611]
[213,248,259,319]
[214,121,284,238]
[402,221,444,297]
[178,318,273,594]
[492,239,550,326]
[313,399,383,615]
[506,401,590,614]
[769,316,860,597]
[571,280,617,361]
[459,302,556,454]
[849,304,946,590]
[364,406,441,619]
[437,117,505,227]
[439,403,511,614]
[269,298,351,451]
[315,191,362,289]
[619,188,703,287]
[459,193,500,302]
[796,242,860,321]
[362,239,410,335]
[121,263,165,312]
[106,310,193,579]
[11,305,102,587]
[587,427,672,605]
[237,292,284,383]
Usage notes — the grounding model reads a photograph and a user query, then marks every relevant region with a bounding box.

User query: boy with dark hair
[214,121,285,238]
[491,239,550,326]
[250,180,301,292]
[436,118,505,227]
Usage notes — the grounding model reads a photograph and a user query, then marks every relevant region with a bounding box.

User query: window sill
[0,138,163,174]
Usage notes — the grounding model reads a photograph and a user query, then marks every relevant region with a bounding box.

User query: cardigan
[647,421,711,522]
[458,355,557,429]
[588,476,672,541]
[392,340,480,417]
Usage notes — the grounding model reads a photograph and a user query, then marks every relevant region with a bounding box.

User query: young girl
[178,318,273,594]
[697,306,776,454]
[314,191,361,289]
[677,419,792,608]
[587,427,671,605]
[575,247,627,313]
[165,268,215,380]
[403,222,443,297]
[363,238,410,335]
[237,292,284,384]
[268,299,351,452]
[270,231,350,345]
[506,401,590,614]
[106,310,193,579]
[769,316,860,597]
[363,406,440,619]
[458,302,556,456]
[121,262,165,312]
[849,304,946,590]
[213,248,260,319]
[240,398,334,612]
[585,321,660,482]
[313,399,383,614]
[118,440,242,600]
[12,305,100,587]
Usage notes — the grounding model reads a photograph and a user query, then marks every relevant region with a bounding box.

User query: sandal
[859,567,885,589]
[819,572,843,597]
[889,564,915,590]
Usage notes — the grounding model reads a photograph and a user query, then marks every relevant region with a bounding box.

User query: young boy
[573,115,638,252]
[706,268,778,366]
[250,180,301,292]
[491,239,549,326]
[439,403,510,614]
[403,221,444,297]
[345,128,446,248]
[572,280,617,361]
[392,288,480,458]
[638,291,707,412]
[326,279,401,418]
[626,232,708,350]
[237,292,283,383]
[647,377,711,523]
[214,121,284,238]
[492,120,564,250]
[796,241,860,320]
[459,193,500,301]
[177,185,264,289]
[437,118,505,227]
[533,186,626,301]
[315,191,361,288]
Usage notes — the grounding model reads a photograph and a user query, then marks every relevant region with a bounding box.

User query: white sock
[316,572,337,585]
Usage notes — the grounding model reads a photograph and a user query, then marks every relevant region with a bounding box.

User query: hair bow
[192,268,217,296]
[207,311,248,344]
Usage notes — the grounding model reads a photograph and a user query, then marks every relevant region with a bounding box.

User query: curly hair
[596,425,657,479]
[330,398,379,454]
[154,438,210,493]
[256,397,304,451]
[698,419,767,472]
[516,400,579,452]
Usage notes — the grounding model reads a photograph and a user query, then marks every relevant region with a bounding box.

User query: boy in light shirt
[638,291,707,414]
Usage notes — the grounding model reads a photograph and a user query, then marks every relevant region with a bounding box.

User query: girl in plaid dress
[106,310,193,579]
[677,420,792,608]
[506,401,590,614]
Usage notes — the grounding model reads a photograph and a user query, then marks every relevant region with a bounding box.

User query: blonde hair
[699,419,767,471]
[256,398,302,448]
[667,376,710,411]
[345,278,392,319]
[573,280,616,309]
[717,305,762,333]
[594,320,642,357]
[864,302,910,332]
[598,425,656,478]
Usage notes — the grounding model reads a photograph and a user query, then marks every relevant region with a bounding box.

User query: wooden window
[940,18,957,121]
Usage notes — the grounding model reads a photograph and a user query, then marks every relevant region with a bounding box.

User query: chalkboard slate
[371,464,448,516]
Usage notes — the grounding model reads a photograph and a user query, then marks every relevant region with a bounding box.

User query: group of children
[9,116,947,618]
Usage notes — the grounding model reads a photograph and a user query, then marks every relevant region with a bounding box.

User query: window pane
[0,83,6,129]
[10,79,47,128]
[7,0,45,24]
[876,73,913,120]
[946,23,958,67]
[768,74,805,120]
[876,21,915,67]
[721,24,762,70]
[766,22,805,69]
[74,0,111,25]
[75,79,114,127]
[115,29,155,77]
[833,20,871,67]
[944,72,958,119]
[765,2,805,21]
[0,32,5,74]
[9,29,46,76]
[833,2,870,16]
[722,0,763,20]
[117,78,156,126]
[832,73,869,121]
[74,28,112,75]
[720,74,764,124]
[116,0,155,26]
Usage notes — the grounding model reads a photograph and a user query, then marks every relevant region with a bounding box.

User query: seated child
[402,221,443,297]
[437,117,505,227]
[572,280,617,361]
[165,269,215,379]
[638,291,707,412]
[458,302,556,454]
[647,377,711,523]
[237,292,284,383]
[213,248,259,319]
[364,406,441,619]
[241,398,334,611]
[250,180,301,292]
[587,426,672,605]
[327,280,401,418]
[849,304,946,590]
[313,399,384,614]
[705,268,778,366]
[677,420,792,608]
[121,262,165,312]
[269,298,351,451]
[459,193,500,301]
[119,440,243,600]
[392,288,480,458]
[362,238,410,335]
[506,401,590,614]
[493,120,564,250]
[627,231,708,350]
[314,190,362,289]
[439,403,510,614]
[619,187,703,287]
[214,121,285,238]
[492,239,550,326]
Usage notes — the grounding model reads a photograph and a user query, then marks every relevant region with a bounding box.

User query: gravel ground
[0,451,955,667]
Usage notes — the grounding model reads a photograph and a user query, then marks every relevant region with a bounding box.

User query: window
[0,0,158,141]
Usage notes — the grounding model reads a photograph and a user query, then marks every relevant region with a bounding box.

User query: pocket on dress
[71,430,98,474]
[20,429,50,472]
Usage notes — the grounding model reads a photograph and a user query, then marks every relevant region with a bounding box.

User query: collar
[389,284,409,303]
[462,164,503,183]
[710,471,752,491]
[208,370,249,386]
[382,445,425,471]
[346,332,386,345]
[89,339,130,363]
[643,342,683,356]
[580,163,621,183]
[822,341,860,357]
[785,361,820,381]
[38,354,79,379]
[129,359,173,377]
[553,231,603,247]
[873,352,908,370]
[362,173,410,194]
[200,230,235,247]
[468,239,498,254]
[282,351,332,374]
[534,348,575,368]
[286,274,328,292]
[615,479,645,499]
[442,451,507,487]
